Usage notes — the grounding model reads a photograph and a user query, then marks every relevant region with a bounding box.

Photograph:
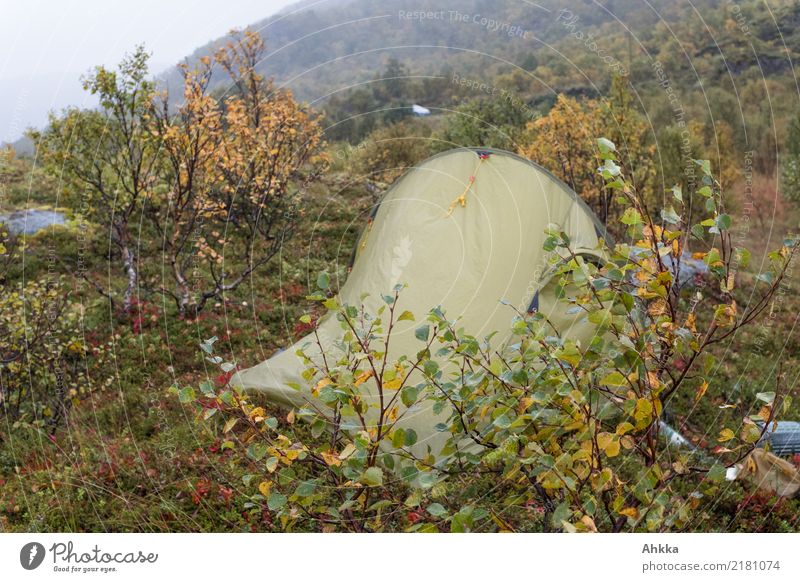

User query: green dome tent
[232,147,609,457]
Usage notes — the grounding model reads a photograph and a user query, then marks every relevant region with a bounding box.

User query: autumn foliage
[35,31,324,318]
[518,78,656,227]
[151,31,325,316]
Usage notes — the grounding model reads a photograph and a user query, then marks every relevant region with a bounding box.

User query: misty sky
[0,0,297,143]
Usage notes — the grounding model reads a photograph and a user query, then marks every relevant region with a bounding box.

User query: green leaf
[600,371,627,388]
[295,480,316,497]
[707,464,726,483]
[392,429,406,448]
[661,206,680,224]
[267,493,287,510]
[735,248,751,269]
[556,345,582,367]
[397,310,415,322]
[178,386,196,403]
[621,207,643,225]
[418,471,438,489]
[246,442,268,462]
[695,159,712,176]
[401,385,420,407]
[756,391,776,403]
[716,214,732,230]
[316,271,330,290]
[427,503,448,517]
[360,466,384,487]
[596,137,616,153]
[200,336,217,354]
[493,414,512,429]
[552,500,572,528]
[415,324,430,342]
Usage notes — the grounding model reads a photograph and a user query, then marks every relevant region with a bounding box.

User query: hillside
[161,0,800,175]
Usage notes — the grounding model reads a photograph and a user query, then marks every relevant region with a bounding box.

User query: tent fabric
[743,448,800,498]
[232,147,608,457]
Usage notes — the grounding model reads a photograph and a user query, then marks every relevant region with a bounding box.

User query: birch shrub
[178,140,795,531]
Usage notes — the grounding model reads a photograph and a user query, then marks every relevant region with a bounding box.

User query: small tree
[438,94,534,151]
[150,30,325,316]
[353,119,435,185]
[0,231,108,430]
[176,284,436,532]
[34,47,158,313]
[518,81,655,228]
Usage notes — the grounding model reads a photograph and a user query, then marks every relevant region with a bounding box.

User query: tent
[412,104,431,116]
[232,147,609,458]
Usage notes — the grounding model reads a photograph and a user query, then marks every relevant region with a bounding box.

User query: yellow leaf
[597,432,614,450]
[694,381,709,403]
[316,378,332,389]
[248,406,265,420]
[223,418,238,433]
[321,451,342,467]
[615,422,634,436]
[518,397,534,413]
[685,312,697,333]
[313,377,332,396]
[490,510,516,532]
[397,310,415,322]
[383,377,403,390]
[634,398,653,423]
[620,507,639,519]
[354,370,373,386]
[258,481,272,496]
[717,428,735,442]
[740,423,762,444]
